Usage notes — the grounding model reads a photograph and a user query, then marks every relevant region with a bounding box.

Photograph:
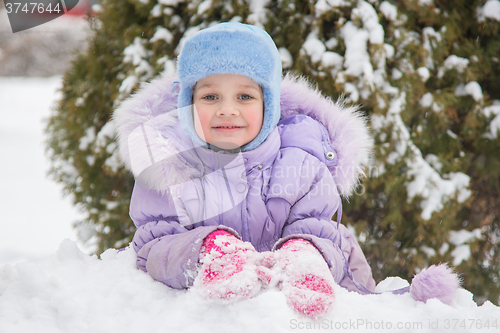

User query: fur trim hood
[113,73,372,197]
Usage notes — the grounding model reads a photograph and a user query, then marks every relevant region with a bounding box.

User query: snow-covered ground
[1,240,499,333]
[0,77,499,333]
[0,77,83,265]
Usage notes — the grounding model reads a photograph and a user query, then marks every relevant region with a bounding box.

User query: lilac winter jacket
[113,74,376,293]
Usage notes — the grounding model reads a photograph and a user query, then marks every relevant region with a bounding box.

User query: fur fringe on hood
[113,73,372,198]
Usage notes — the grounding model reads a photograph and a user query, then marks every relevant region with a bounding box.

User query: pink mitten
[275,239,336,318]
[195,230,265,300]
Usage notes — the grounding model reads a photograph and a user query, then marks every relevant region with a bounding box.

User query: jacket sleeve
[130,183,235,289]
[274,152,376,293]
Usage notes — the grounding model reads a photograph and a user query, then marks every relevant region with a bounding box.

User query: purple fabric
[115,74,376,293]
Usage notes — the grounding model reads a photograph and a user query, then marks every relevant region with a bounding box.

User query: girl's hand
[194,230,266,301]
[274,238,336,318]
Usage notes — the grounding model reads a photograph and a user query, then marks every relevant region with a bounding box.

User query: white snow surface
[0,77,83,266]
[1,240,499,333]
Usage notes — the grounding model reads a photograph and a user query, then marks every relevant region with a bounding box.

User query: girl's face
[192,74,264,150]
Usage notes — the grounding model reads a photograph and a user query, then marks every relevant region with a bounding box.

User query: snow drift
[0,240,498,333]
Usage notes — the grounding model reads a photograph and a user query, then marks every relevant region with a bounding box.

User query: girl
[114,22,459,318]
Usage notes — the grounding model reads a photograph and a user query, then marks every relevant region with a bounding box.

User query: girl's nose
[216,99,240,116]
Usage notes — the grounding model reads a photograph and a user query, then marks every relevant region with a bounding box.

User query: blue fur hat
[177,22,282,151]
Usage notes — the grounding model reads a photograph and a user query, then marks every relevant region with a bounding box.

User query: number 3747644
[443,319,498,330]
[5,2,62,14]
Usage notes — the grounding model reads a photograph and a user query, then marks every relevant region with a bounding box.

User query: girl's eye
[239,94,253,100]
[202,94,217,101]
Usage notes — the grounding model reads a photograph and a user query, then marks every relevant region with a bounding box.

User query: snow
[121,37,154,96]
[322,52,343,69]
[247,0,270,27]
[78,127,96,151]
[0,240,499,333]
[424,154,442,172]
[455,82,484,102]
[438,55,469,79]
[279,47,293,69]
[392,67,403,80]
[197,0,213,15]
[407,167,471,220]
[374,276,409,293]
[383,43,395,59]
[353,1,384,45]
[420,245,437,258]
[417,67,431,82]
[119,76,139,94]
[379,1,398,21]
[448,229,482,266]
[315,0,332,15]
[158,0,187,6]
[123,37,153,68]
[340,22,372,80]
[482,100,500,139]
[446,130,458,140]
[419,92,434,108]
[450,229,483,246]
[150,27,174,44]
[151,4,163,17]
[422,27,442,70]
[0,77,83,266]
[302,36,326,63]
[419,0,434,6]
[325,37,338,49]
[477,0,500,22]
[451,245,472,267]
[372,93,471,220]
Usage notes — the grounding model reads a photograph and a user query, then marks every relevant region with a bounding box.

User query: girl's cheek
[193,106,209,141]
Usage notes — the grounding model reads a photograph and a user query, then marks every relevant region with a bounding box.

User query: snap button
[257,164,263,170]
[326,151,335,160]
[236,183,246,193]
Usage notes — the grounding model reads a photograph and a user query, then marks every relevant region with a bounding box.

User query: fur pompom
[410,264,461,305]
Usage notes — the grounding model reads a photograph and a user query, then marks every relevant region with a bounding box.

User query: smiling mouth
[213,125,244,129]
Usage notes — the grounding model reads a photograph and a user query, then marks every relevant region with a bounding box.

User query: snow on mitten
[410,264,461,305]
[194,230,264,301]
[275,239,336,318]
